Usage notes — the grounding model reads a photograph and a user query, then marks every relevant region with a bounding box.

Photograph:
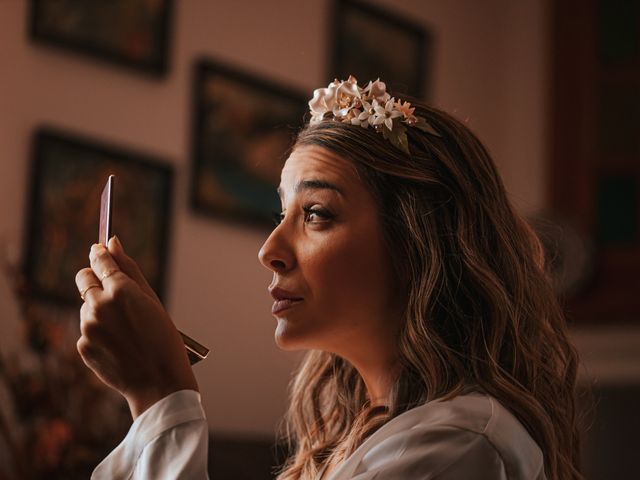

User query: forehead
[278,145,360,199]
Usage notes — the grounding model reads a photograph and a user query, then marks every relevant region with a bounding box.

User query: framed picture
[23,128,174,305]
[29,0,173,76]
[190,59,306,227]
[330,0,431,99]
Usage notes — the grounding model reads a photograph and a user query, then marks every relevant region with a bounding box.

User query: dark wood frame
[189,59,306,228]
[28,0,173,76]
[23,127,174,305]
[329,0,431,99]
[550,0,640,323]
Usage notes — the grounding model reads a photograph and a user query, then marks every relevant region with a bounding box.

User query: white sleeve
[346,425,506,480]
[91,389,209,480]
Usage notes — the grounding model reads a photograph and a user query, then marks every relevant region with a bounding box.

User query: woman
[75,77,582,479]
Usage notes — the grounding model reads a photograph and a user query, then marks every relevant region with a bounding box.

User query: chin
[274,318,316,351]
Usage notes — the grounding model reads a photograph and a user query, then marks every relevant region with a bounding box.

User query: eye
[303,206,333,223]
[271,210,284,227]
[271,207,334,227]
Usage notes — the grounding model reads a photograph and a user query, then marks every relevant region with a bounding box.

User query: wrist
[125,378,199,419]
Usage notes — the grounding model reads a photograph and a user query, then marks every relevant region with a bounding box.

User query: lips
[272,298,304,314]
[269,287,303,315]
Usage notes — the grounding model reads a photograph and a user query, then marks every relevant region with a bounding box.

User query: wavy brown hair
[276,99,582,480]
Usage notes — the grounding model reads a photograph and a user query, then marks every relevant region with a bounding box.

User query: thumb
[108,235,160,302]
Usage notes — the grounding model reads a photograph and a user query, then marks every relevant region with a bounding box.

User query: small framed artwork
[23,128,174,305]
[330,0,431,98]
[190,59,306,227]
[29,0,173,76]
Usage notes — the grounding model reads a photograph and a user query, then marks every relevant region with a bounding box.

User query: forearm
[92,389,209,479]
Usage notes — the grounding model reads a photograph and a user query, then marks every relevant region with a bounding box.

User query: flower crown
[308,75,439,154]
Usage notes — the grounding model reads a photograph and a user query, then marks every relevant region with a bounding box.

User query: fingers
[107,236,159,302]
[76,324,119,392]
[79,302,106,341]
[75,267,103,303]
[89,243,126,288]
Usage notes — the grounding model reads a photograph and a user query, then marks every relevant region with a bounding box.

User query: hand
[75,236,198,419]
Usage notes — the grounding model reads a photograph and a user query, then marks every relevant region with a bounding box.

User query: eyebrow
[277,179,344,199]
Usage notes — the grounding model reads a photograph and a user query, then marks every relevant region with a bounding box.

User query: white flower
[308,84,338,124]
[373,98,402,130]
[364,78,390,104]
[349,108,363,126]
[350,99,377,128]
[309,76,362,124]
[307,75,440,152]
[337,75,361,104]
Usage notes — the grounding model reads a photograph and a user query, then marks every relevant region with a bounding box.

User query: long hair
[276,100,582,480]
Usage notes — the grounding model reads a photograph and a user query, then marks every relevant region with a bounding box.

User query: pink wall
[0,0,552,436]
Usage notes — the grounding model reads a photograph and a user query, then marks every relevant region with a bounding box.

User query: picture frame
[23,128,174,305]
[190,59,307,227]
[330,0,431,99]
[29,0,173,76]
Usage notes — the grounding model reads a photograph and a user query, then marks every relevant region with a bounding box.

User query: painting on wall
[29,0,173,75]
[330,0,431,98]
[23,128,174,305]
[190,60,306,227]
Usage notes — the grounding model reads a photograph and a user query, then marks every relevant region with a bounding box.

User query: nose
[258,225,295,273]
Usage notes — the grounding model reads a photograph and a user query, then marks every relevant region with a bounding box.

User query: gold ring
[101,268,120,281]
[79,284,101,301]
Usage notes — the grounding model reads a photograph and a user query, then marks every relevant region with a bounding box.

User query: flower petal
[333,106,350,118]
[385,98,395,111]
[308,85,339,115]
[367,78,387,100]
[309,113,324,125]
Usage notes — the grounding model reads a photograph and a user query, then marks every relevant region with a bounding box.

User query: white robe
[92,390,546,479]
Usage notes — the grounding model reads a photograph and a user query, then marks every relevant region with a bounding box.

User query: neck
[364,364,401,406]
[343,347,400,407]
[326,313,403,406]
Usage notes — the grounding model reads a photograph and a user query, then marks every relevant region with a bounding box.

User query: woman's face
[258,145,403,362]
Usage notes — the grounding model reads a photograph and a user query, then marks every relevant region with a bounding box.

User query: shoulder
[331,392,547,480]
[405,392,546,478]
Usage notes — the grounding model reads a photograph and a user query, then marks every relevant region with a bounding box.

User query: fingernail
[112,235,123,251]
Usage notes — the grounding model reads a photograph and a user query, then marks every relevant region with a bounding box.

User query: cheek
[304,232,393,318]
[273,241,392,352]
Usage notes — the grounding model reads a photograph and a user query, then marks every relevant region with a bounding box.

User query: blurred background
[0,0,638,478]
